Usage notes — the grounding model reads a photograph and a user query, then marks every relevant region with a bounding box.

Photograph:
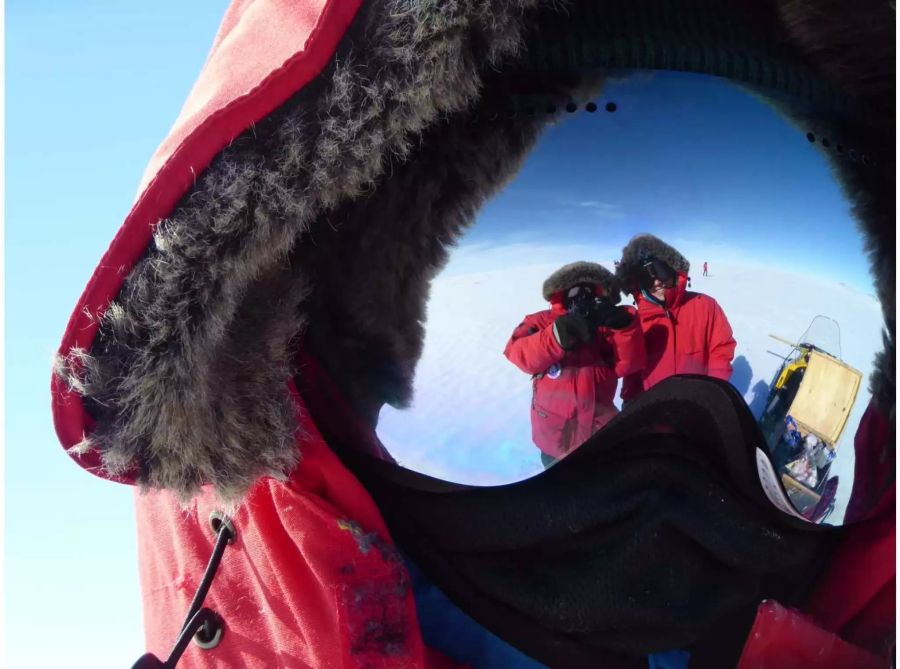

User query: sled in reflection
[758,316,862,523]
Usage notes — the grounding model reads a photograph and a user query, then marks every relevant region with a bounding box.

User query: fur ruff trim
[542,261,619,303]
[54,0,600,502]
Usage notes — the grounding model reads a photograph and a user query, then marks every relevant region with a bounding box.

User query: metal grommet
[605,102,617,112]
[193,611,225,650]
[806,132,815,143]
[546,104,558,115]
[209,511,237,544]
[565,101,577,113]
[585,101,598,112]
[821,138,831,148]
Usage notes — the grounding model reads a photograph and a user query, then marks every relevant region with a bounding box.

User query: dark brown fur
[55,0,600,501]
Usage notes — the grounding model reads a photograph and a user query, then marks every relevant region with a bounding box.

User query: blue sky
[5,4,880,668]
[472,72,874,294]
[6,3,230,667]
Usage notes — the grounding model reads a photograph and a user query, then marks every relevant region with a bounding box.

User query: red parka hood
[52,0,363,486]
[616,234,691,301]
[542,260,620,304]
[54,0,605,500]
[52,0,896,506]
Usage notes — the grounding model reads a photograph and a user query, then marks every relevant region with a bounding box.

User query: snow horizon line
[444,239,878,300]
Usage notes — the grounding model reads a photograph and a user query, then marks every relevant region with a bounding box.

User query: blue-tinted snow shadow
[731,356,753,395]
[731,355,771,419]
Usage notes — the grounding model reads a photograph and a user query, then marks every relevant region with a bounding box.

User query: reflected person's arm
[706,298,737,381]
[503,315,566,375]
[620,372,644,405]
[605,306,647,378]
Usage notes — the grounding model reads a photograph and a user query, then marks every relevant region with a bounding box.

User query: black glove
[553,313,593,350]
[588,301,634,330]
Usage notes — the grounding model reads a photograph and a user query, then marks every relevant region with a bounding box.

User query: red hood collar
[51,0,363,482]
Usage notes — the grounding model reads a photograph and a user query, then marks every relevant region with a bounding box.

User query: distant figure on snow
[504,262,646,468]
[615,236,735,404]
[703,261,709,276]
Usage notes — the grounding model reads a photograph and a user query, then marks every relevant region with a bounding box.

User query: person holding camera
[504,261,646,467]
[615,234,736,404]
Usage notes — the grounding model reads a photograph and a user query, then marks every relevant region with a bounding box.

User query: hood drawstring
[130,512,235,669]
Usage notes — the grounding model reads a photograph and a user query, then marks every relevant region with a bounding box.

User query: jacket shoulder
[683,291,722,310]
[521,310,554,325]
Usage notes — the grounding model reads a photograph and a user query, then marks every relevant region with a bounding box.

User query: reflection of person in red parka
[615,235,736,402]
[504,262,646,466]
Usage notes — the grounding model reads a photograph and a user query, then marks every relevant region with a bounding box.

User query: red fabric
[739,401,896,666]
[504,304,645,457]
[737,601,886,669]
[51,0,363,481]
[845,401,894,524]
[805,436,895,656]
[136,383,460,669]
[621,274,736,401]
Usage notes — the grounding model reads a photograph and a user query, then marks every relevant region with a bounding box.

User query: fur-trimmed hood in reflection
[616,235,691,296]
[543,261,620,303]
[52,0,896,502]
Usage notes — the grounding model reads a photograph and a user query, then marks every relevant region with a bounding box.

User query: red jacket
[504,303,645,457]
[137,384,459,669]
[621,274,736,401]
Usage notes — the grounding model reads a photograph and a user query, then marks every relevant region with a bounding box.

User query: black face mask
[306,374,841,669]
[639,258,676,291]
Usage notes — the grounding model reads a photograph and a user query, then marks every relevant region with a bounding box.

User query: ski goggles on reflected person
[565,284,599,311]
[638,257,677,290]
[358,65,889,529]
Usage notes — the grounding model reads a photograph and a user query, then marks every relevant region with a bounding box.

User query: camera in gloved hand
[567,285,634,331]
[554,285,633,350]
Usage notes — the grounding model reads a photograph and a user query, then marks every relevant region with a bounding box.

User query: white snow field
[377,241,884,524]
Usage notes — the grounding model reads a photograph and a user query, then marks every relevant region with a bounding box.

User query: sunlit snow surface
[377,242,883,524]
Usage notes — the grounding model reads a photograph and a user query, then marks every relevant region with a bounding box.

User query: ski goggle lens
[565,284,596,311]
[639,259,676,290]
[372,69,885,527]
